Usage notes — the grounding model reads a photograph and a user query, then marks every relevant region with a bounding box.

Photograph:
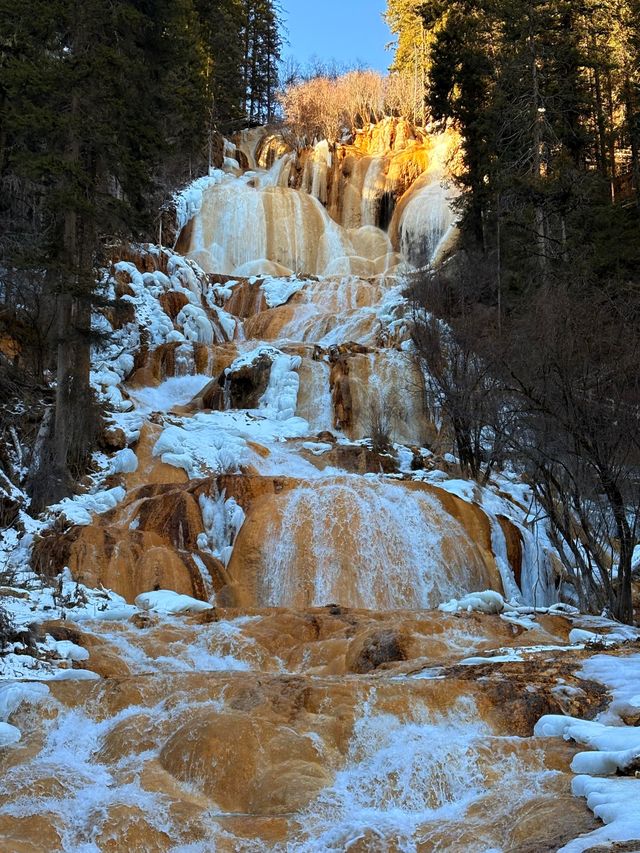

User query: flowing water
[0,124,604,851]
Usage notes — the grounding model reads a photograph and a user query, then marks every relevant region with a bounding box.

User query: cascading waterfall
[235,476,500,609]
[295,358,333,432]
[360,155,387,226]
[288,694,556,853]
[0,120,606,853]
[184,127,456,279]
[399,176,457,267]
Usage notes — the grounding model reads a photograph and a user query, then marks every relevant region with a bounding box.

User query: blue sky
[279,0,393,74]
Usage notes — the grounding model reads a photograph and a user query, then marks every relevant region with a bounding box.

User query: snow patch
[439,590,506,615]
[135,590,214,615]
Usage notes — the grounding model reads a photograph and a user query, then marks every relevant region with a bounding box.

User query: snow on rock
[0,722,21,747]
[260,275,308,308]
[49,486,126,526]
[302,441,333,456]
[47,668,101,681]
[439,590,507,614]
[537,654,640,852]
[106,248,235,372]
[225,344,280,372]
[211,304,237,340]
[110,448,138,475]
[172,171,226,233]
[535,714,640,774]
[128,374,211,415]
[0,682,50,722]
[559,776,640,852]
[135,590,214,615]
[0,682,50,746]
[568,628,617,646]
[43,637,90,663]
[434,479,476,502]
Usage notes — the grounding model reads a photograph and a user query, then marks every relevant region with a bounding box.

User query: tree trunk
[530,30,547,281]
[624,78,640,211]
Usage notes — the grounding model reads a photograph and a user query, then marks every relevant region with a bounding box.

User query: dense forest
[0,0,281,509]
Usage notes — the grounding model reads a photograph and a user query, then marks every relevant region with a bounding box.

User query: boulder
[159,708,332,815]
[222,353,273,410]
[345,627,409,673]
[100,425,127,451]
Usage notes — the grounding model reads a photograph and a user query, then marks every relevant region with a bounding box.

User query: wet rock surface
[2,605,632,850]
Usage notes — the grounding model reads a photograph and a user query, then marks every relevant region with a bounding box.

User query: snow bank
[560,776,640,852]
[49,486,126,526]
[1,568,136,635]
[432,478,476,502]
[581,653,640,724]
[153,415,249,478]
[537,654,640,852]
[135,590,213,614]
[439,590,506,614]
[153,409,308,478]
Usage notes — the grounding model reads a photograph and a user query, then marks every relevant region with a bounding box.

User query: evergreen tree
[0,0,208,506]
[384,0,429,123]
[196,0,246,134]
[240,0,282,124]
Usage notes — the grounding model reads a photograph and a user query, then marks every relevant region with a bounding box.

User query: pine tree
[196,0,246,134]
[384,0,429,123]
[0,0,209,506]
